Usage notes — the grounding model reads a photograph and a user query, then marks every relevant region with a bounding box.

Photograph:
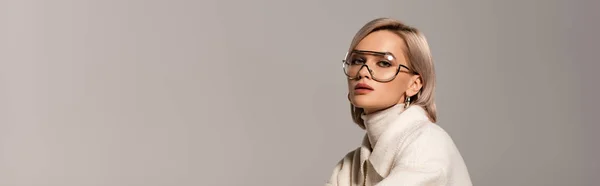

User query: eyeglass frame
[342,49,418,83]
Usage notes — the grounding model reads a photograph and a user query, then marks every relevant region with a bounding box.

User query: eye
[377,61,392,67]
[349,57,365,65]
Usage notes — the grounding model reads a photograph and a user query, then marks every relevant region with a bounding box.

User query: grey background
[1,0,598,185]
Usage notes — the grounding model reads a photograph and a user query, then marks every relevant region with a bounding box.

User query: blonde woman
[325,18,472,186]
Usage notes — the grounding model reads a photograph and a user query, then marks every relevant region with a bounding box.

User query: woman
[325,18,472,186]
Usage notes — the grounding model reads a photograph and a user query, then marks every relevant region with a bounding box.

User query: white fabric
[325,104,472,186]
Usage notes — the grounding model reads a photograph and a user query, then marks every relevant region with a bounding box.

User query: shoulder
[401,121,460,157]
[411,122,455,146]
[391,106,458,154]
[390,121,472,185]
[381,106,458,154]
[391,120,467,172]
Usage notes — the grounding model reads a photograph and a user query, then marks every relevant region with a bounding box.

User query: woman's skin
[347,30,423,114]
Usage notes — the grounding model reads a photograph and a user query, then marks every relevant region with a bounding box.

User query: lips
[354,83,374,95]
[354,83,374,91]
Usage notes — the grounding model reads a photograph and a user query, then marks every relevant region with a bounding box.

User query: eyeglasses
[342,50,416,82]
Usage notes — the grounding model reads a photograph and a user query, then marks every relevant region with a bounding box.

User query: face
[347,30,421,114]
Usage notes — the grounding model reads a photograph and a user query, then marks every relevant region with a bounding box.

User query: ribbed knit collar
[360,103,406,148]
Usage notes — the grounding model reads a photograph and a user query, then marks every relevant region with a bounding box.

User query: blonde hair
[348,18,437,129]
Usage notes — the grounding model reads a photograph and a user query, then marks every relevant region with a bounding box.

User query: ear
[406,75,423,97]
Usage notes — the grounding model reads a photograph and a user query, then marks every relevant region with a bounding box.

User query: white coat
[325,104,472,186]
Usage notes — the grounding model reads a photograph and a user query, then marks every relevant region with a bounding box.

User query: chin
[351,95,377,109]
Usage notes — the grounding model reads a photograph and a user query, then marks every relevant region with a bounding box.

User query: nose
[356,65,372,80]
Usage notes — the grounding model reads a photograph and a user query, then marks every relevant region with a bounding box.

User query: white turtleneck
[326,104,473,186]
[361,103,406,148]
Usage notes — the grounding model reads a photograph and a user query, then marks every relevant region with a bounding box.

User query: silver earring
[404,96,411,108]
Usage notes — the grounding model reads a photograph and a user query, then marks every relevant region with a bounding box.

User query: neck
[361,103,407,148]
[363,98,407,114]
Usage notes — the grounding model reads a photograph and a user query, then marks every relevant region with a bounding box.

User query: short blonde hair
[348,18,437,129]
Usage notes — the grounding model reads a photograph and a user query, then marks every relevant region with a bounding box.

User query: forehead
[353,30,407,59]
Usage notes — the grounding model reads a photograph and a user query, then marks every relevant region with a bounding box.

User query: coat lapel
[356,135,371,186]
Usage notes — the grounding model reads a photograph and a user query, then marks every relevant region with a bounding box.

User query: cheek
[377,78,407,96]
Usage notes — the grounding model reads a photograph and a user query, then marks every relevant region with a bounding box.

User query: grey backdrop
[1,0,598,185]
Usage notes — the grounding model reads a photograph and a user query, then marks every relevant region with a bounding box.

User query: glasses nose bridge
[356,64,374,78]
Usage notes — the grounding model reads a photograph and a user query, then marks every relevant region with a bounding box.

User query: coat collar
[358,105,431,179]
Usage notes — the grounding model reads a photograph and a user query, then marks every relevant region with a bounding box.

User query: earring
[404,96,411,108]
